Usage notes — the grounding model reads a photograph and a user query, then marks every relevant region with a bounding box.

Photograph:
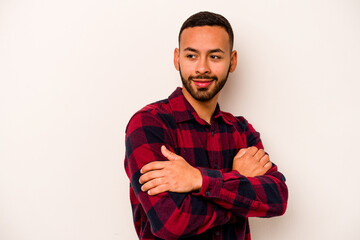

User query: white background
[1,0,360,239]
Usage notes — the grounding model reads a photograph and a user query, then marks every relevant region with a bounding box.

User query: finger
[254,149,266,161]
[141,161,167,174]
[247,146,258,156]
[141,177,165,192]
[148,183,170,196]
[235,148,247,158]
[139,169,164,184]
[161,145,178,161]
[259,154,270,166]
[263,161,273,171]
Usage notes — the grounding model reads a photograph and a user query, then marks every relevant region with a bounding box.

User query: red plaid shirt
[124,88,288,240]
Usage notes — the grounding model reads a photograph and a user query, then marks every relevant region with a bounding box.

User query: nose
[196,57,210,74]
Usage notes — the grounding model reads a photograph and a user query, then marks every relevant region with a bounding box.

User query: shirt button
[214,163,218,169]
[205,191,210,196]
[211,131,214,136]
[215,231,220,236]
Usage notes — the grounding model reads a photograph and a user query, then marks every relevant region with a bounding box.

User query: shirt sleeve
[124,111,232,239]
[193,119,288,218]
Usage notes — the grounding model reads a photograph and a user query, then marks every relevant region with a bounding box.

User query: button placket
[210,121,221,170]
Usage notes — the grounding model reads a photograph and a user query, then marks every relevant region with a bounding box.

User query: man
[124,11,288,240]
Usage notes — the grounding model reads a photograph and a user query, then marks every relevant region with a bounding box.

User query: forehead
[179,26,230,52]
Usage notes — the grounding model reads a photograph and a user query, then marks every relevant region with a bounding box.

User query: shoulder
[221,110,251,132]
[125,99,176,135]
[222,110,263,147]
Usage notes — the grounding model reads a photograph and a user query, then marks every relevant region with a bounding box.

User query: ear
[174,48,180,71]
[229,50,237,73]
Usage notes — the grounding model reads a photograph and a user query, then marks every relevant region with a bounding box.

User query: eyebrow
[183,47,225,54]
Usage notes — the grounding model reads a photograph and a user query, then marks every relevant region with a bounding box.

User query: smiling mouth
[193,80,213,88]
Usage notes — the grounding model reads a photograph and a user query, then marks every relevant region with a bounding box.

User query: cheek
[180,60,194,69]
[179,62,194,75]
[211,63,230,76]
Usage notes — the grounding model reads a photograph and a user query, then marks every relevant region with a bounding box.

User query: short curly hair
[178,11,234,50]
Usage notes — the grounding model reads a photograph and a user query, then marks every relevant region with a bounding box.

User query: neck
[182,88,219,124]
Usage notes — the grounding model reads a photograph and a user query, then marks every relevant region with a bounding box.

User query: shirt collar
[168,87,233,126]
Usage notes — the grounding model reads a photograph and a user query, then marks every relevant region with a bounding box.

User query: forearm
[129,167,232,239]
[194,165,288,218]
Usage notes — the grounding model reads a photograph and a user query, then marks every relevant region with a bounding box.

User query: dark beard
[179,65,231,102]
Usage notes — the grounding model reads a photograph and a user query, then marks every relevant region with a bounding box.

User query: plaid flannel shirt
[124,87,288,240]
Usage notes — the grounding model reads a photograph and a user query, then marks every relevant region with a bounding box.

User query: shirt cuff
[194,168,223,198]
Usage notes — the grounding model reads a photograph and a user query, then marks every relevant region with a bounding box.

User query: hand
[139,145,202,196]
[232,146,272,177]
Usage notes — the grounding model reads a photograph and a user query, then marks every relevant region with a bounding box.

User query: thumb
[161,145,177,161]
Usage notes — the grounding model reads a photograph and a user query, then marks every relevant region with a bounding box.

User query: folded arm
[139,120,288,218]
[141,145,288,218]
[125,112,233,239]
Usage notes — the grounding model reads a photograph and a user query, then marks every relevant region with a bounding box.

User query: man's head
[179,11,234,52]
[174,11,237,103]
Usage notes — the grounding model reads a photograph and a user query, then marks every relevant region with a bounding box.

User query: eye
[186,54,196,59]
[210,55,221,60]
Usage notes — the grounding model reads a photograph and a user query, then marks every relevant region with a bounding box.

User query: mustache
[188,75,218,81]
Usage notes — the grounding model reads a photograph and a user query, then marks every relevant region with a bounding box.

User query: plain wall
[1,0,359,239]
